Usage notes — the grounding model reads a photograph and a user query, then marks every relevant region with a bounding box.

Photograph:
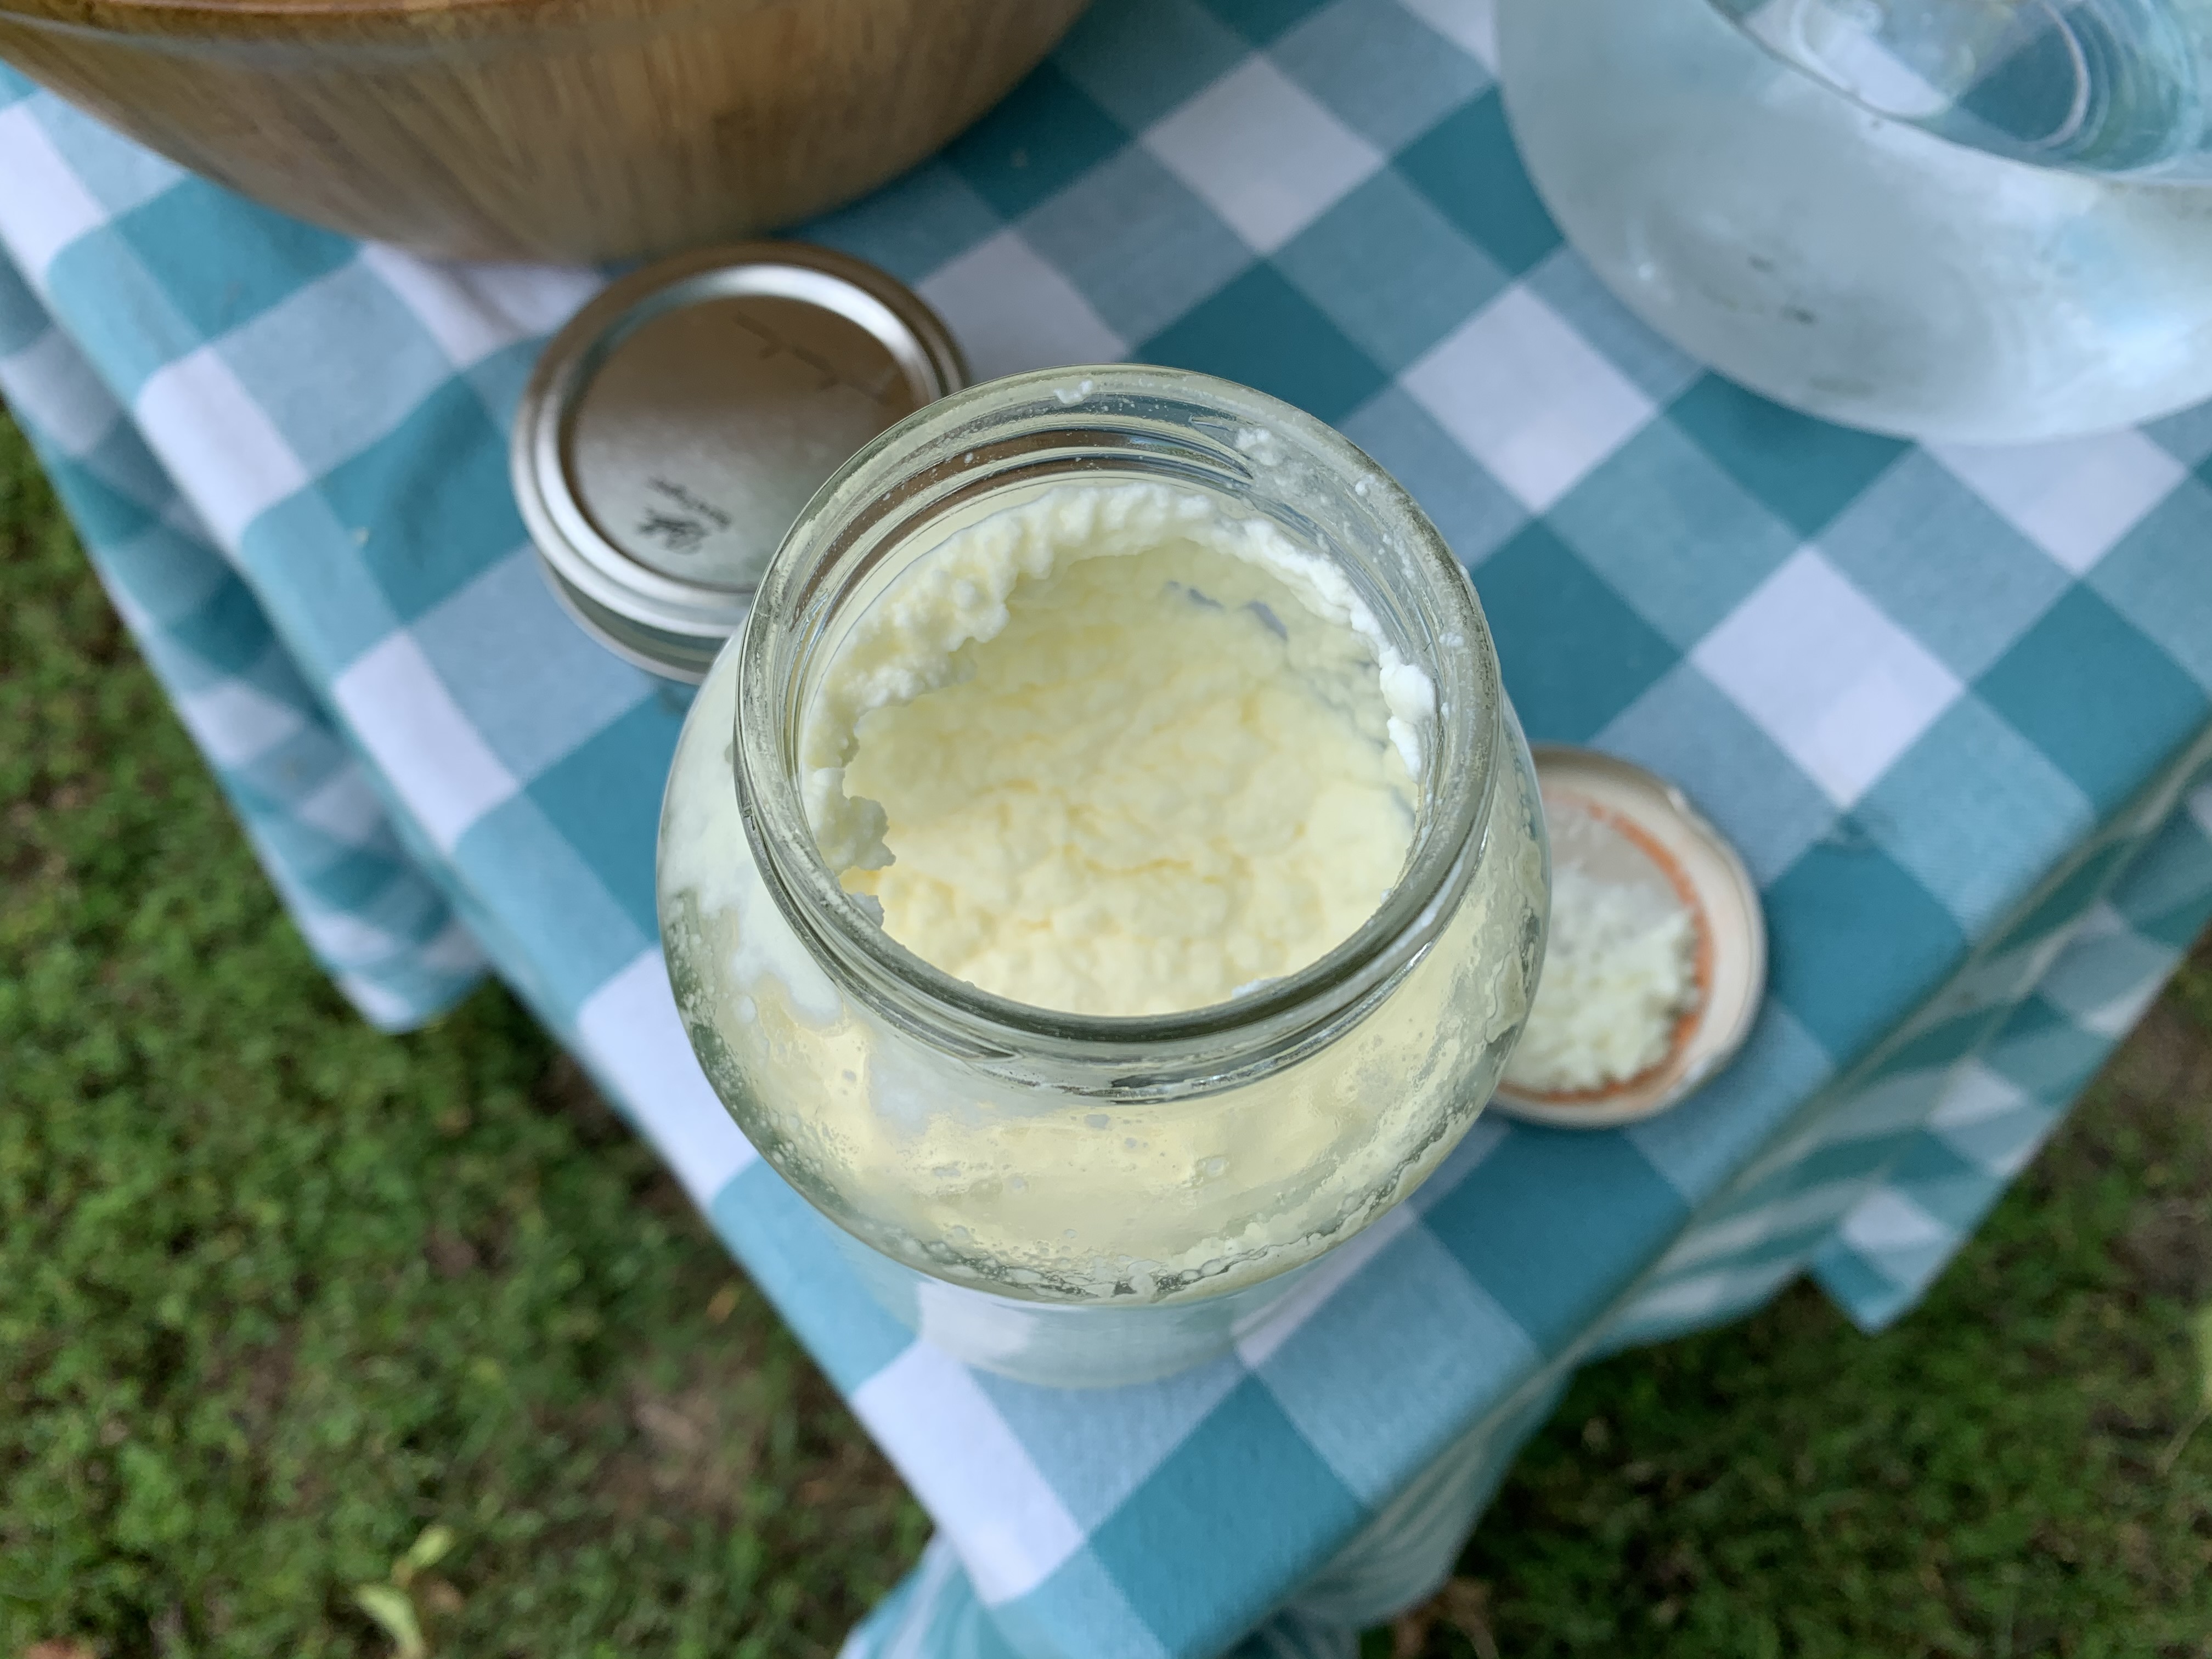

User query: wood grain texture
[0,0,1090,260]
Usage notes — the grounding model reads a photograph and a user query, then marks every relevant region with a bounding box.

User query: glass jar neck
[731,364,1502,1096]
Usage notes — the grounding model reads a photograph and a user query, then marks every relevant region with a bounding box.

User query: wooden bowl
[0,0,1091,261]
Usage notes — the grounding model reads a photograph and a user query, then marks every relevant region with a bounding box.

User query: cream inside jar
[657,366,1545,1308]
[798,479,1434,1017]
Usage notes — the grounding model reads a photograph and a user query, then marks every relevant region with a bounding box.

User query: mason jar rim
[731,363,1503,1085]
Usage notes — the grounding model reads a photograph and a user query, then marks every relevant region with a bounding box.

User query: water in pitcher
[1497,0,2212,442]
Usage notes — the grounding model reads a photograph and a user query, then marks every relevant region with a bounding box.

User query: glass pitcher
[1497,0,2212,443]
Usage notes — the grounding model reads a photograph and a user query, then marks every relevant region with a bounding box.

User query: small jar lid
[511,242,967,681]
[1492,745,1767,1129]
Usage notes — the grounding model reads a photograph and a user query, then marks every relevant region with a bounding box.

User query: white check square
[918,229,1125,381]
[295,903,404,965]
[0,325,119,458]
[1837,1188,1950,1254]
[1403,286,1654,511]
[1396,0,1498,68]
[1142,58,1385,254]
[416,918,487,975]
[1929,429,2185,575]
[360,243,601,370]
[332,631,519,853]
[338,973,416,1032]
[173,676,305,769]
[578,950,757,1207]
[2190,780,2212,843]
[853,1342,1086,1605]
[1926,1059,2030,1133]
[1693,549,1962,808]
[134,345,309,553]
[0,103,108,285]
[1620,1258,1795,1330]
[293,764,390,847]
[2033,902,2176,1036]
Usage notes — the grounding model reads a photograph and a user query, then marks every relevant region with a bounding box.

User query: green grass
[1435,999,2212,1658]
[2,396,2208,1658]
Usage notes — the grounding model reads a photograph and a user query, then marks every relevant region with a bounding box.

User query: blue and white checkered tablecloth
[7,3,2212,1651]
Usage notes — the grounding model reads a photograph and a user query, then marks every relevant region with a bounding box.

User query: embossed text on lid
[512,243,967,682]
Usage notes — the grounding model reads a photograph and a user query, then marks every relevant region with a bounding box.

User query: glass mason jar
[657,365,1548,1386]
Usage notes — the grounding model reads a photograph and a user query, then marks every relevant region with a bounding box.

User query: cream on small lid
[1492,746,1767,1129]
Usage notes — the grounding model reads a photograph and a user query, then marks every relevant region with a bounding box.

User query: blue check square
[1628,1006,1833,1200]
[1872,1001,2013,1081]
[412,554,654,783]
[1423,1129,1686,1349]
[1983,994,2119,1101]
[1395,93,1561,275]
[1473,522,1677,743]
[802,163,1003,289]
[236,492,403,672]
[2108,806,2212,940]
[1525,248,1702,405]
[1858,695,2093,934]
[1984,834,2136,961]
[166,574,281,681]
[1598,664,1839,885]
[1551,419,1797,650]
[1022,149,1253,342]
[2090,480,2212,693]
[317,379,523,624]
[1254,1226,1537,1501]
[708,1170,915,1393]
[220,261,456,477]
[1977,586,2209,816]
[1670,376,1909,537]
[1053,0,1248,129]
[1340,388,1527,568]
[114,176,354,346]
[89,518,227,631]
[44,228,196,399]
[27,94,181,217]
[1199,0,1335,43]
[1276,170,1506,374]
[1273,0,1490,150]
[1140,263,1386,423]
[2145,398,2212,467]
[38,450,156,549]
[943,61,1128,219]
[994,1555,1171,1659]
[1088,1378,1363,1656]
[1819,452,2067,682]
[1766,839,1965,1058]
[523,697,685,939]
[453,794,651,1011]
[0,247,42,356]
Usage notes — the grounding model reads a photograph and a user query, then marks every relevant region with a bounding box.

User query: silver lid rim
[511,241,969,657]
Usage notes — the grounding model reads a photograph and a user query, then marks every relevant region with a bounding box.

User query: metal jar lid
[1492,746,1768,1130]
[511,242,968,682]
